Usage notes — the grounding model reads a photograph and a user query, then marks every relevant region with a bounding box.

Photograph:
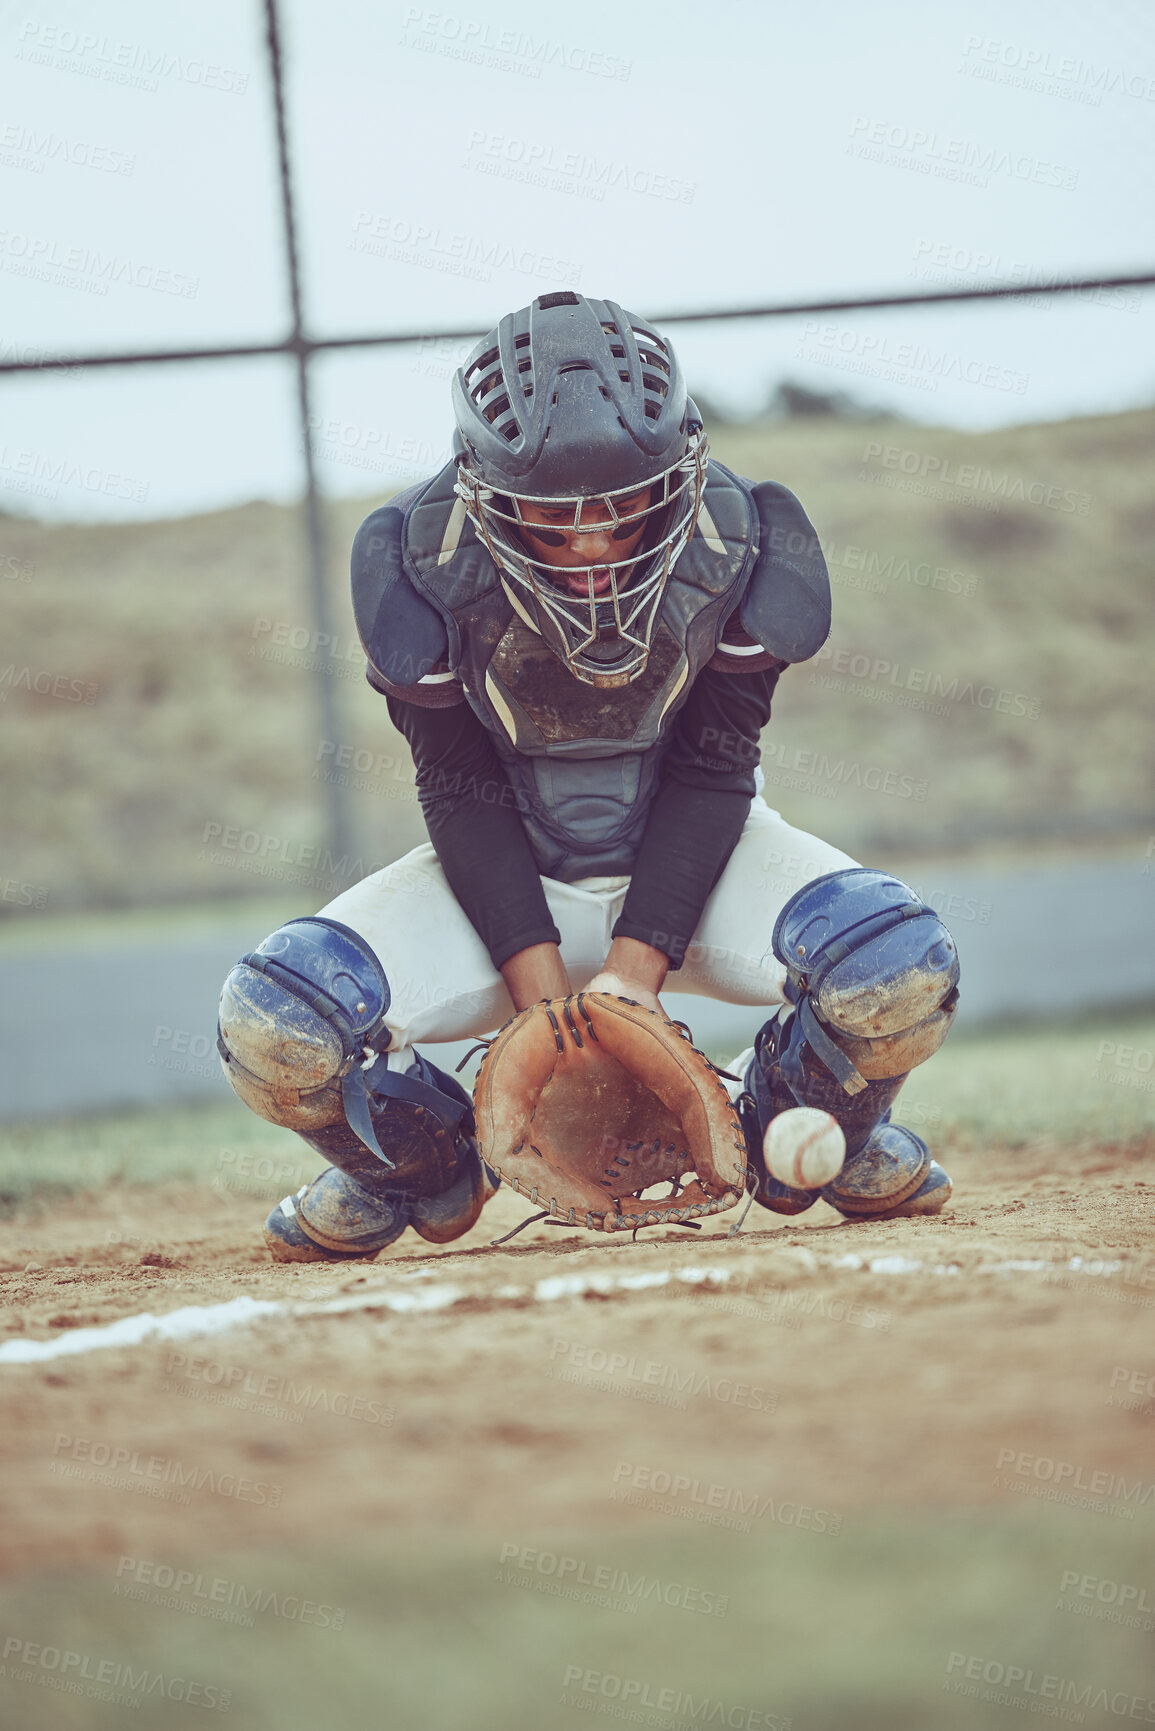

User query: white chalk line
[0,1255,1130,1366]
[0,1267,731,1365]
[0,1280,466,1366]
[0,1296,284,1365]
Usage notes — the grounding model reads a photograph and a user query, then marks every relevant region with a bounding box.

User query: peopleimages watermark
[823,537,980,600]
[0,443,149,504]
[211,1147,318,1205]
[860,439,1092,515]
[909,239,1142,314]
[739,517,979,599]
[104,1225,168,1258]
[760,740,929,803]
[676,726,928,813]
[809,642,1042,721]
[610,1461,843,1537]
[958,35,1155,106]
[2,877,48,910]
[548,1338,776,1412]
[1,548,37,579]
[904,885,992,925]
[1107,1365,1155,1415]
[350,208,582,288]
[690,719,929,802]
[198,820,434,903]
[1,1635,230,1713]
[1091,1042,1155,1097]
[315,739,415,803]
[464,128,696,205]
[0,338,79,380]
[846,116,1078,190]
[694,1272,893,1334]
[409,332,473,382]
[162,1350,394,1428]
[114,1555,346,1632]
[399,8,632,82]
[0,121,135,176]
[993,1448,1154,1519]
[944,1650,1155,1721]
[305,412,448,479]
[496,1544,729,1618]
[249,614,367,684]
[795,319,1029,395]
[150,1024,219,1083]
[559,1666,790,1730]
[0,229,198,298]
[15,19,250,94]
[1055,1569,1154,1632]
[1043,1257,1155,1312]
[196,822,393,896]
[0,663,98,705]
[50,1433,282,1508]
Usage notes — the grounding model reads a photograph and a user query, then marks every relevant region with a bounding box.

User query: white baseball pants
[318,796,858,1074]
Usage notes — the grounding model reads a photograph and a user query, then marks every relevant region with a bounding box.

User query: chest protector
[401,459,760,881]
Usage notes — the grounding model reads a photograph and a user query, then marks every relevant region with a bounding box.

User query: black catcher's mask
[452,292,707,688]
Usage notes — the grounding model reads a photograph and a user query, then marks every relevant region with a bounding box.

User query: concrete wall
[1,857,1151,1120]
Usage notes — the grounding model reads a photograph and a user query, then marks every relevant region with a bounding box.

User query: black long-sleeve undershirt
[386,660,783,971]
[611,661,783,965]
[386,694,562,968]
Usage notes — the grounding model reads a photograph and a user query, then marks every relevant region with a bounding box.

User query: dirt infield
[2,1133,1153,1584]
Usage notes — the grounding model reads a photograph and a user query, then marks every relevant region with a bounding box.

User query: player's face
[518,487,655,598]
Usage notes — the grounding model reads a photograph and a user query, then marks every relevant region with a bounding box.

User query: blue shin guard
[218,918,498,1255]
[746,869,959,1220]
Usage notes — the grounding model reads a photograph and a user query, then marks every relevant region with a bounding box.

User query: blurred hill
[1,408,1152,916]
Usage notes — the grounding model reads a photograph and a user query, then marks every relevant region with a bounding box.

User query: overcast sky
[2,0,1153,519]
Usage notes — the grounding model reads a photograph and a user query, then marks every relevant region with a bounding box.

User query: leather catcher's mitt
[473,993,748,1233]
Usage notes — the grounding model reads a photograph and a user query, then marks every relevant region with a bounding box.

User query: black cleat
[823,1125,951,1220]
[263,1170,409,1263]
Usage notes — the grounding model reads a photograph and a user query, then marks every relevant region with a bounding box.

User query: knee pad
[218,919,472,1188]
[772,867,959,1096]
[217,917,390,1133]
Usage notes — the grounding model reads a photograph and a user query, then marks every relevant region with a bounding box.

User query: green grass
[2,408,1153,915]
[900,1008,1155,1148]
[0,1098,317,1220]
[2,1012,1150,1218]
[2,1511,1152,1731]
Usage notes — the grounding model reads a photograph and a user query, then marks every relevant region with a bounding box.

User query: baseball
[763,1107,846,1190]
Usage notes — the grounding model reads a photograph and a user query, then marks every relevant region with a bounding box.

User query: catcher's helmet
[451,291,707,688]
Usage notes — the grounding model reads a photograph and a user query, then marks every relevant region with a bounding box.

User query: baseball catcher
[216,291,959,1260]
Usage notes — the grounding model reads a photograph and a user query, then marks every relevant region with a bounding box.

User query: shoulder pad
[735,480,831,663]
[351,497,461,705]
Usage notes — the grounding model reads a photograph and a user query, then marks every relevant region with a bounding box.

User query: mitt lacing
[480,994,745,1242]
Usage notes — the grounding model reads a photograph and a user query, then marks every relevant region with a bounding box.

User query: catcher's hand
[473,992,748,1233]
[581,969,663,1016]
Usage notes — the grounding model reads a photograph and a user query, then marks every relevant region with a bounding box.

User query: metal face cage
[455,428,709,687]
